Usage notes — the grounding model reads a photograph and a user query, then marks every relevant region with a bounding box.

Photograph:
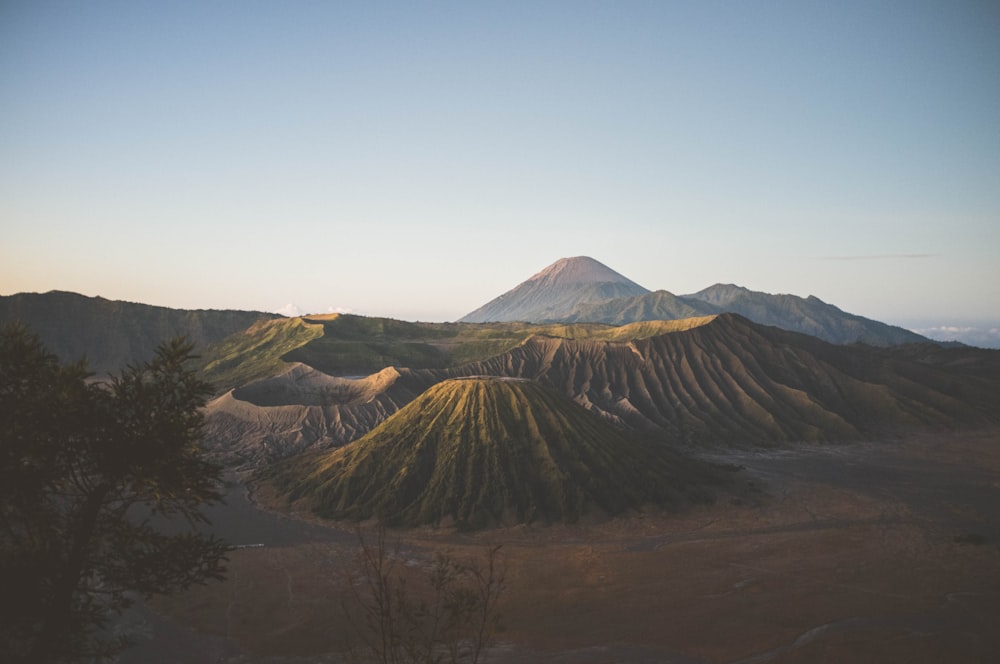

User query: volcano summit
[458,256,650,323]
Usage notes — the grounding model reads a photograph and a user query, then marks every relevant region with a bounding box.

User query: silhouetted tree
[346,525,505,664]
[0,323,228,662]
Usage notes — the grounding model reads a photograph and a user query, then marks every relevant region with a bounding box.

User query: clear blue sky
[2,1,998,343]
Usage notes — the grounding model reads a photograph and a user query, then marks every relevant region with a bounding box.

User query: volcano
[261,377,720,529]
[458,256,650,323]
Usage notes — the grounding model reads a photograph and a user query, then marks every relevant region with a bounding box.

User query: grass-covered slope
[206,312,696,383]
[262,378,719,529]
[200,317,325,392]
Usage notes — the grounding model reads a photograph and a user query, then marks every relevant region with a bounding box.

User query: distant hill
[681,284,927,346]
[0,291,279,374]
[459,256,649,323]
[460,257,931,346]
[259,377,721,529]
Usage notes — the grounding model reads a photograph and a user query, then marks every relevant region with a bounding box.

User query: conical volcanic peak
[262,377,718,529]
[459,257,650,323]
[527,256,646,288]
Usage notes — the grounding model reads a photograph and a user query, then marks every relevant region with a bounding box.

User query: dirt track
[129,429,1000,663]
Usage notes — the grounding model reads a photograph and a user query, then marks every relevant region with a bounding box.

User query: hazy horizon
[2,2,998,345]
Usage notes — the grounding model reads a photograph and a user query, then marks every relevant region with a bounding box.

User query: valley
[6,256,999,663]
[134,428,1000,663]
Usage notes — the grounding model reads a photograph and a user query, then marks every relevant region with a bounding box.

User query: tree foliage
[0,323,228,662]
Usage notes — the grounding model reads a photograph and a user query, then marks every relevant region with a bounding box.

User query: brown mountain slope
[203,362,437,468]
[453,314,998,445]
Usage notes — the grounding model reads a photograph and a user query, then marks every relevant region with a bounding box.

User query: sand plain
[131,428,1000,663]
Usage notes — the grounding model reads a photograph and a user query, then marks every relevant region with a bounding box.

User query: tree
[346,525,505,664]
[0,323,228,662]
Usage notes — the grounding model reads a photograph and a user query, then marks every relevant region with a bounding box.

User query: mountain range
[461,256,928,346]
[0,257,946,377]
[209,312,1000,469]
[6,257,999,528]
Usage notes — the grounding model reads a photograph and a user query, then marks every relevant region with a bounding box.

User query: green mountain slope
[199,316,325,391]
[262,377,720,529]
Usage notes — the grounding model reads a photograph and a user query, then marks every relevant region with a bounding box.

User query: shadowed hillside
[560,284,928,346]
[563,289,716,324]
[261,377,721,529]
[681,284,928,345]
[204,363,436,468]
[0,291,278,374]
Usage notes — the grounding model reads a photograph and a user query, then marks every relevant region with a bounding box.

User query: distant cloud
[912,324,1000,349]
[274,303,353,317]
[819,253,937,261]
[275,303,301,317]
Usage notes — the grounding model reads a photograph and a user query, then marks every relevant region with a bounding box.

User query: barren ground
[127,429,1000,663]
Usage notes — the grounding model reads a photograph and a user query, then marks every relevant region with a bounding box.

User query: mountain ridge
[0,290,279,374]
[460,257,931,346]
[204,312,1000,467]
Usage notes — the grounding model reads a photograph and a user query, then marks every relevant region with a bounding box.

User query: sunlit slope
[200,317,325,391]
[204,313,696,383]
[456,313,1000,444]
[263,378,719,528]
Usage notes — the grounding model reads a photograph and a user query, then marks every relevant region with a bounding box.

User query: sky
[2,1,999,345]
